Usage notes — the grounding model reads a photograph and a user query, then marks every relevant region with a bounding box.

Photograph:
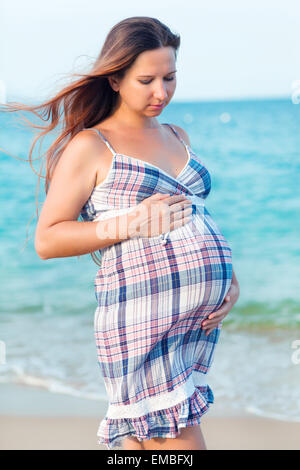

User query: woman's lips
[149,103,164,108]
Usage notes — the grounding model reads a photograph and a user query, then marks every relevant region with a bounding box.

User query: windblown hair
[0,16,180,265]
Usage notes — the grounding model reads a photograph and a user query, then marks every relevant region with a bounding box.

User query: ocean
[1,98,300,421]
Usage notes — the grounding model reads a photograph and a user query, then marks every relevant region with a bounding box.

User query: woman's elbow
[35,234,50,260]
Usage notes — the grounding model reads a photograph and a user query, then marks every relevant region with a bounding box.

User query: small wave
[0,371,107,403]
[246,405,300,423]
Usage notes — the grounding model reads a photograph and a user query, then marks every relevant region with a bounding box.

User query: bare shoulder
[169,124,191,147]
[51,128,109,186]
[51,130,99,176]
[35,128,111,240]
[68,128,107,167]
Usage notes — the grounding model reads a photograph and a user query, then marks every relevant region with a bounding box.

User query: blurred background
[1,0,300,443]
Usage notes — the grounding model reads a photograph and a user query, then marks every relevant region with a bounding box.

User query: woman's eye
[140,77,175,85]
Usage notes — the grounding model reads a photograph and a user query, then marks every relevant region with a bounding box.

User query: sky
[0,0,299,102]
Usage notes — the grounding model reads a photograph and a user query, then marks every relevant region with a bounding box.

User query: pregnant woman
[32,17,240,450]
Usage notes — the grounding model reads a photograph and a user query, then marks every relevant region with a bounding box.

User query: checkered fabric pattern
[80,124,233,449]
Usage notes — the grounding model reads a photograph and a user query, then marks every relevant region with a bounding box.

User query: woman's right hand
[127,193,193,239]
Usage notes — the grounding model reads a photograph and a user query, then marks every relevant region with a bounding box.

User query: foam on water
[1,98,300,420]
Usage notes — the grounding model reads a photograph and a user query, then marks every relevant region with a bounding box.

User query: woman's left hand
[201,271,240,336]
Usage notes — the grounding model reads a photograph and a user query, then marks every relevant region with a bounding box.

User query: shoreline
[1,382,300,450]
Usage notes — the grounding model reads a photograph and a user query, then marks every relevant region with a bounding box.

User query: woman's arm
[231,268,240,290]
[35,132,130,260]
[36,216,133,260]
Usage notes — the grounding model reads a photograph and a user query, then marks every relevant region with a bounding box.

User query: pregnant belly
[95,209,233,314]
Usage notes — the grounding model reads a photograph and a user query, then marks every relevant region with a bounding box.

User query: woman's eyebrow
[137,70,177,78]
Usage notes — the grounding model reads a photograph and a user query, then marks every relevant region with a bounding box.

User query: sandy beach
[1,383,300,450]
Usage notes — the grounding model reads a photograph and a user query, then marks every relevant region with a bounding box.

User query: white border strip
[106,371,209,419]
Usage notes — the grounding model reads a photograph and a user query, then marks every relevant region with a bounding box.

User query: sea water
[0,98,300,420]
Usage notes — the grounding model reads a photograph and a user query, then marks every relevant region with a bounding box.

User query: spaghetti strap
[82,127,116,156]
[79,116,233,451]
[162,122,189,150]
[83,124,187,156]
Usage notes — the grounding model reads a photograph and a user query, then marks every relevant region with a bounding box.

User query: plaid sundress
[80,123,233,449]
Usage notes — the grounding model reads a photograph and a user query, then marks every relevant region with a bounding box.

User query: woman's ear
[108,75,120,92]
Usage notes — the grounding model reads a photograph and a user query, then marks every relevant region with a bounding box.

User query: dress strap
[162,123,189,150]
[82,127,116,156]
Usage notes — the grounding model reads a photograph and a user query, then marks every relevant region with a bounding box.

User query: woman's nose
[153,82,168,100]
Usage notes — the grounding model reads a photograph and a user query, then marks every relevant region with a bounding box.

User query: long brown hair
[0,16,180,265]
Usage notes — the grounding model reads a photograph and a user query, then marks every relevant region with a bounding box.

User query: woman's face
[110,46,177,116]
